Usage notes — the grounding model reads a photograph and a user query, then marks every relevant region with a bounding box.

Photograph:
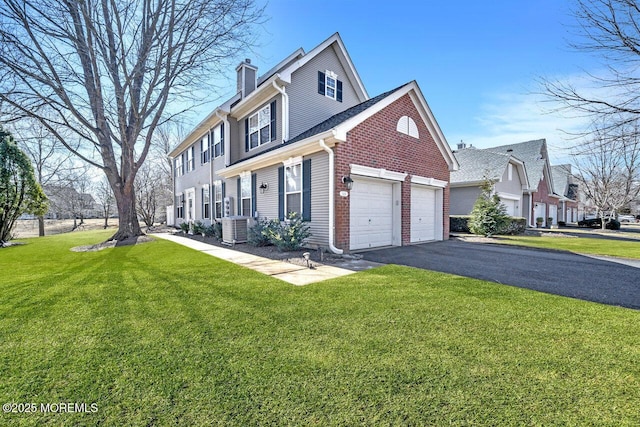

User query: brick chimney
[236,59,258,99]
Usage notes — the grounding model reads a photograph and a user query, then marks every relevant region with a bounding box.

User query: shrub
[213,221,223,240]
[468,179,509,237]
[192,220,205,235]
[203,224,216,238]
[179,222,190,233]
[450,215,471,232]
[501,217,527,235]
[263,212,311,251]
[248,218,275,247]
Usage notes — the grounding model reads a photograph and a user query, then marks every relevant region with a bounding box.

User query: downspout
[528,193,534,227]
[215,110,231,167]
[319,138,343,254]
[272,81,289,141]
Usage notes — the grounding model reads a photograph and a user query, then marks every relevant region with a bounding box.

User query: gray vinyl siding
[174,138,212,222]
[449,186,482,216]
[232,94,283,164]
[255,166,279,220]
[287,44,362,140]
[495,162,525,195]
[306,151,329,247]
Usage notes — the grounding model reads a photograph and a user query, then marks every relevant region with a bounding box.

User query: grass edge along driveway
[497,233,640,259]
[0,230,638,426]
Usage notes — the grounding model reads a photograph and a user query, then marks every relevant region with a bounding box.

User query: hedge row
[450,215,527,235]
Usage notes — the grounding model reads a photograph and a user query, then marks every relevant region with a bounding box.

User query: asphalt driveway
[362,240,640,310]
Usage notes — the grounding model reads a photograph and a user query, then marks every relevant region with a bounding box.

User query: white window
[213,124,223,158]
[241,174,252,216]
[202,185,210,219]
[248,105,271,150]
[186,146,194,172]
[396,116,419,138]
[508,163,513,181]
[201,136,209,164]
[176,193,184,218]
[325,72,337,100]
[174,156,183,177]
[285,163,302,216]
[214,181,223,218]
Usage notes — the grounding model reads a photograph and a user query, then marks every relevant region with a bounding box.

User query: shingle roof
[229,83,409,166]
[451,148,515,184]
[551,164,573,198]
[483,139,547,191]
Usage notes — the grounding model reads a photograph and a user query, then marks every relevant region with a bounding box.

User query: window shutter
[181,154,185,175]
[278,166,284,220]
[251,173,257,217]
[237,177,241,215]
[222,181,226,198]
[337,80,343,102]
[302,159,311,221]
[244,119,249,152]
[270,100,276,141]
[220,123,225,155]
[318,71,325,95]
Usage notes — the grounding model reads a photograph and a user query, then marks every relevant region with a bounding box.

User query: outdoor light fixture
[342,175,354,190]
[259,182,269,193]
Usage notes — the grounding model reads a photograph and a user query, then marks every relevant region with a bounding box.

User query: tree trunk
[103,215,109,229]
[38,215,45,236]
[110,185,143,241]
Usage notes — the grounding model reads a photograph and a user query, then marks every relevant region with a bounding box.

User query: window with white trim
[186,146,195,172]
[508,163,513,181]
[396,116,419,138]
[176,193,184,218]
[214,181,223,218]
[241,174,252,216]
[213,124,223,158]
[174,156,183,177]
[285,162,302,216]
[201,136,209,164]
[248,105,271,150]
[325,72,337,99]
[202,185,210,219]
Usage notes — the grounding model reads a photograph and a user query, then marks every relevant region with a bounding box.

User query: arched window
[396,116,419,138]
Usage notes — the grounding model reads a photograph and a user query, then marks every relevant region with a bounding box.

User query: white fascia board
[216,131,338,178]
[229,74,283,119]
[168,94,239,158]
[411,175,448,188]
[333,82,459,172]
[278,32,368,101]
[350,164,407,182]
[496,192,521,201]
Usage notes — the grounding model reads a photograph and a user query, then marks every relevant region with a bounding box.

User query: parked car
[578,216,621,230]
[618,214,636,223]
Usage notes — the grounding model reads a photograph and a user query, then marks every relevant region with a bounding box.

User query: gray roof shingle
[483,139,547,191]
[451,148,516,184]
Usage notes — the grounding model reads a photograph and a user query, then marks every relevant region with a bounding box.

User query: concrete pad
[151,233,359,285]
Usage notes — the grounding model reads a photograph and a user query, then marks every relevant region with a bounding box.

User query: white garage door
[501,199,517,217]
[411,185,436,242]
[350,177,394,250]
[534,203,546,223]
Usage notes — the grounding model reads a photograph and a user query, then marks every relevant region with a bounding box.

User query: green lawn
[497,234,640,259]
[1,231,639,426]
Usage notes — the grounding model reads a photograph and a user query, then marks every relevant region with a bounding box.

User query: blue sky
[192,0,602,163]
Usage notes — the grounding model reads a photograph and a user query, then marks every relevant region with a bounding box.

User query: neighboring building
[168,33,458,252]
[43,185,101,219]
[450,144,529,217]
[551,164,581,223]
[483,139,560,227]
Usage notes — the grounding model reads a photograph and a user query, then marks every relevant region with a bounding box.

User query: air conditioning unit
[223,196,234,217]
[222,217,248,244]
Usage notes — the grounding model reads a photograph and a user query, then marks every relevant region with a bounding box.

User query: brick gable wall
[333,93,451,250]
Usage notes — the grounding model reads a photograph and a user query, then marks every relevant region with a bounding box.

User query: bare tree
[95,176,114,229]
[0,0,263,241]
[571,123,640,227]
[543,0,640,135]
[13,118,76,235]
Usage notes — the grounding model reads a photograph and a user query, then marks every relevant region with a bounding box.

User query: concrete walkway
[152,233,360,286]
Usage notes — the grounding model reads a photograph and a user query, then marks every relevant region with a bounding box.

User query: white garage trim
[410,184,444,243]
[350,176,402,250]
[411,175,448,188]
[350,164,407,182]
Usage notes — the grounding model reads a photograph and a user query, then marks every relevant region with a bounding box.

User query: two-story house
[168,33,458,253]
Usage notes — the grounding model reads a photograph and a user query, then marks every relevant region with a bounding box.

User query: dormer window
[318,70,343,102]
